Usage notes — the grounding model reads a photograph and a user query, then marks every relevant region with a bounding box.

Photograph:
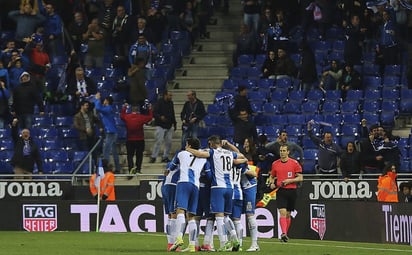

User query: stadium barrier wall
[0,179,411,246]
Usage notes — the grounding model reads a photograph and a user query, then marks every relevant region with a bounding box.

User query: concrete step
[177,66,229,77]
[198,41,236,52]
[170,89,219,102]
[190,55,231,65]
[174,77,225,89]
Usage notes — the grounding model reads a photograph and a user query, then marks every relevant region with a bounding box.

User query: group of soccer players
[162,135,260,252]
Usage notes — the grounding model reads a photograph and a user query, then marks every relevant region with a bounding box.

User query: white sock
[188,219,197,246]
[203,219,214,246]
[176,213,186,239]
[248,215,258,246]
[216,216,226,247]
[195,220,200,247]
[234,220,243,246]
[224,216,238,242]
[166,218,174,244]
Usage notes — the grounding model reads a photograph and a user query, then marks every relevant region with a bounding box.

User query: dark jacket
[180,99,206,125]
[340,150,362,178]
[11,124,43,173]
[153,98,176,129]
[12,81,44,115]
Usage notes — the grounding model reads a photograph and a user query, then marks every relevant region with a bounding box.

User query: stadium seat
[384,65,401,76]
[54,162,74,174]
[339,135,356,148]
[247,66,261,80]
[285,125,303,137]
[275,77,293,90]
[250,102,263,113]
[248,91,268,103]
[262,103,281,115]
[363,76,382,89]
[340,101,359,114]
[0,139,13,151]
[222,79,238,92]
[323,114,342,126]
[302,137,317,149]
[362,100,381,113]
[287,114,306,125]
[380,111,396,127]
[303,149,318,160]
[340,125,359,137]
[381,88,400,101]
[54,116,74,127]
[238,79,258,90]
[237,54,254,67]
[267,115,288,125]
[342,114,361,125]
[288,90,306,103]
[282,102,301,114]
[301,101,319,115]
[258,79,275,91]
[382,76,400,88]
[345,90,363,101]
[362,63,380,76]
[207,104,224,115]
[324,90,341,102]
[362,112,380,125]
[380,101,399,113]
[306,89,324,102]
[399,160,410,173]
[35,127,58,139]
[44,149,69,163]
[264,125,283,137]
[321,101,340,114]
[363,89,382,101]
[332,40,345,51]
[270,90,288,102]
[33,116,54,128]
[42,139,63,151]
[254,54,266,67]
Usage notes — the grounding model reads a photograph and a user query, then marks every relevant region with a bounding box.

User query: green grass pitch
[2,232,412,255]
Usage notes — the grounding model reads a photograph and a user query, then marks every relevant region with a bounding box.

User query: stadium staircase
[123,1,243,183]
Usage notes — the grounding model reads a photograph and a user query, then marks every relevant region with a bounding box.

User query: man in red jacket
[120,103,153,176]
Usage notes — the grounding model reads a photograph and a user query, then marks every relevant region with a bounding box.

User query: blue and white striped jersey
[169,150,208,189]
[209,147,238,189]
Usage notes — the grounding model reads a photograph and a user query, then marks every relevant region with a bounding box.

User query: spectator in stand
[7,2,46,48]
[240,137,259,164]
[298,40,318,91]
[339,63,362,99]
[359,124,385,174]
[399,182,412,202]
[379,128,401,169]
[258,8,275,51]
[38,2,63,58]
[11,72,44,129]
[319,60,343,91]
[376,9,399,67]
[180,90,207,149]
[377,163,398,202]
[82,18,105,69]
[230,85,253,118]
[8,58,25,91]
[2,40,24,68]
[94,92,121,173]
[307,120,342,174]
[340,141,362,182]
[274,48,297,78]
[343,14,365,66]
[269,9,290,52]
[255,134,275,200]
[11,118,43,179]
[127,57,147,108]
[242,0,261,34]
[66,66,97,110]
[120,102,153,175]
[133,17,155,44]
[128,34,157,80]
[73,100,103,156]
[232,23,257,67]
[261,50,277,79]
[23,37,50,99]
[6,49,28,70]
[67,12,88,54]
[89,159,116,201]
[359,118,369,139]
[146,8,167,46]
[0,60,10,89]
[232,110,258,148]
[266,130,304,163]
[150,90,177,163]
[97,0,117,45]
[111,5,133,69]
[194,0,210,39]
[0,80,11,128]
[179,1,198,47]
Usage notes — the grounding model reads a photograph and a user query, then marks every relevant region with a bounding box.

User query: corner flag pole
[95,159,104,232]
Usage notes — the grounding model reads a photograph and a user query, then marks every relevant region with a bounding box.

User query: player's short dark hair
[187,137,200,150]
[400,182,412,190]
[207,135,221,146]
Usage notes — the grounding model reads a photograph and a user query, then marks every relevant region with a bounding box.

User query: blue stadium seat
[399,99,412,115]
[384,65,401,76]
[44,149,69,163]
[238,54,254,67]
[381,100,399,113]
[285,125,303,137]
[306,89,324,101]
[362,100,380,113]
[302,137,317,149]
[362,63,380,76]
[267,115,288,125]
[258,79,275,91]
[265,125,283,137]
[54,116,74,127]
[399,160,410,173]
[270,90,288,102]
[302,159,316,174]
[248,91,268,102]
[332,40,345,51]
[346,90,363,101]
[262,103,281,115]
[203,115,220,127]
[238,79,258,90]
[0,139,13,151]
[275,77,293,90]
[35,127,58,139]
[54,162,74,174]
[340,101,359,114]
[363,89,382,101]
[380,112,396,127]
[362,112,380,125]
[207,104,224,115]
[342,114,361,125]
[287,114,306,125]
[250,102,263,113]
[0,160,13,174]
[254,54,266,67]
[282,102,301,114]
[231,67,247,80]
[222,79,238,92]
[382,76,400,88]
[340,125,359,136]
[324,90,341,102]
[321,101,340,114]
[42,139,63,151]
[324,114,342,126]
[363,76,382,89]
[33,116,54,128]
[301,101,319,115]
[0,129,11,139]
[339,135,356,148]
[59,128,79,139]
[247,66,261,80]
[288,90,306,103]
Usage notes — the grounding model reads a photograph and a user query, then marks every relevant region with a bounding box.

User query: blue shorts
[175,182,199,215]
[196,186,211,218]
[243,186,257,215]
[162,184,176,215]
[232,199,243,219]
[210,187,233,215]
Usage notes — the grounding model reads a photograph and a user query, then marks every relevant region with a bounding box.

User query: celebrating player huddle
[162,135,260,252]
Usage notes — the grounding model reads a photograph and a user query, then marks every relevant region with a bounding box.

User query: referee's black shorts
[276,188,297,212]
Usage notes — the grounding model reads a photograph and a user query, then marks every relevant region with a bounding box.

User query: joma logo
[0,182,63,199]
[309,181,373,200]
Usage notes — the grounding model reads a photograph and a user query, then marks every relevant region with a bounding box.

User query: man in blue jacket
[94,92,121,173]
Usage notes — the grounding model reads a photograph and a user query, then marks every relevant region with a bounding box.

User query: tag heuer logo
[310,204,326,240]
[23,204,57,232]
